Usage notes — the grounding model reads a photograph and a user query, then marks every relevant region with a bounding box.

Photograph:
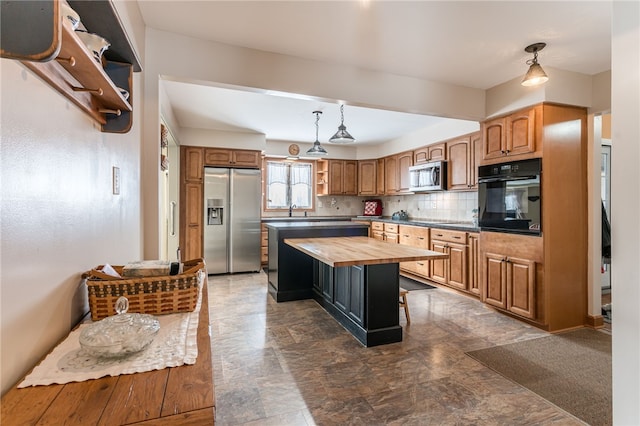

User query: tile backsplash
[281,191,479,223]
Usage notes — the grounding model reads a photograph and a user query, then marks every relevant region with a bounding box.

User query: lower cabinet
[313,261,365,326]
[480,232,542,322]
[468,233,480,296]
[429,229,468,291]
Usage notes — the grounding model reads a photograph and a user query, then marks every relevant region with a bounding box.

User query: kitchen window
[265,159,314,210]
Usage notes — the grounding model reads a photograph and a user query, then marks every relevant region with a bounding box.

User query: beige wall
[0,60,143,394]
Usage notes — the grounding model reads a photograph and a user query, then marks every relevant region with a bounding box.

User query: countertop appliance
[477,158,542,235]
[204,168,261,274]
[409,161,447,192]
[362,199,383,216]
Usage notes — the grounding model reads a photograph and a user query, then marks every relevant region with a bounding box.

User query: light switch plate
[112,166,120,195]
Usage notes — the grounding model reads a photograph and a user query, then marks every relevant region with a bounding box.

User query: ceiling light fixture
[329,104,356,144]
[306,110,328,156]
[521,42,549,87]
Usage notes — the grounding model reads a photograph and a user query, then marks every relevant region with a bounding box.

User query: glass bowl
[79,297,160,358]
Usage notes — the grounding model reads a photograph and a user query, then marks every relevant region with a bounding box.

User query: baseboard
[586,314,605,328]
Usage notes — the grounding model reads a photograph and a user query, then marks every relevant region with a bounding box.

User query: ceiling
[137,1,612,145]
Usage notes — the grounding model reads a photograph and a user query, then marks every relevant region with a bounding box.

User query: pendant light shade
[521,42,549,87]
[306,110,328,156]
[329,104,356,144]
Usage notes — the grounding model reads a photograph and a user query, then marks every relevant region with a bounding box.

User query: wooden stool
[399,287,410,324]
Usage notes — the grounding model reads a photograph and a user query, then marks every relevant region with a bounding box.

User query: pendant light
[306,110,328,156]
[521,42,549,87]
[329,104,356,144]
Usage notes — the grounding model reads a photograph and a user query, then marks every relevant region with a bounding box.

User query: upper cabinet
[384,151,413,195]
[0,0,140,133]
[481,105,542,164]
[446,131,481,191]
[327,160,358,195]
[204,148,261,168]
[414,142,446,164]
[357,160,377,196]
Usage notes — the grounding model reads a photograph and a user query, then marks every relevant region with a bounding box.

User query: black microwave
[477,158,542,236]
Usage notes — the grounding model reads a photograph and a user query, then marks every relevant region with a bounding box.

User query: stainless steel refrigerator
[204,167,261,274]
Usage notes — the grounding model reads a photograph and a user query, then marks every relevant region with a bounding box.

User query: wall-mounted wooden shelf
[0,0,137,133]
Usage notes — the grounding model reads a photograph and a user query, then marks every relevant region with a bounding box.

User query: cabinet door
[427,143,446,161]
[182,146,204,182]
[384,155,398,194]
[320,262,333,301]
[469,132,482,189]
[468,233,480,296]
[507,257,536,319]
[482,117,506,160]
[446,137,471,191]
[358,160,377,196]
[429,240,448,284]
[399,229,417,274]
[396,151,413,192]
[328,160,344,195]
[334,267,350,312]
[447,242,467,291]
[232,150,260,168]
[348,265,365,325]
[413,148,429,164]
[506,107,537,156]
[376,158,385,195]
[343,160,358,195]
[182,182,203,260]
[204,148,232,166]
[483,253,507,309]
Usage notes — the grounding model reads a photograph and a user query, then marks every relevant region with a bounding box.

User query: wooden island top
[284,236,448,267]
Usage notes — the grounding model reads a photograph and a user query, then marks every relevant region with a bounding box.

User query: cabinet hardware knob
[72,86,103,96]
[99,108,121,116]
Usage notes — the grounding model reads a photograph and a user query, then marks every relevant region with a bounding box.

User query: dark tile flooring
[208,272,586,425]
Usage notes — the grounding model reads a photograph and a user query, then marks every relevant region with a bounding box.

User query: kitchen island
[266,221,370,302]
[284,236,447,347]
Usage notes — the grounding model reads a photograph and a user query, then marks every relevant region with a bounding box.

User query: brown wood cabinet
[481,232,542,321]
[481,105,542,164]
[446,131,482,191]
[468,232,480,296]
[261,223,268,265]
[327,160,358,195]
[414,142,446,164]
[383,151,413,194]
[316,159,329,196]
[204,148,260,168]
[180,146,204,261]
[371,221,398,243]
[358,160,377,196]
[429,229,467,291]
[376,158,385,195]
[399,225,430,278]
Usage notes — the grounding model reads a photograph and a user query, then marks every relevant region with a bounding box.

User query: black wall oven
[478,158,542,236]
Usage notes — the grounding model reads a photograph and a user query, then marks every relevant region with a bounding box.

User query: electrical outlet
[318,201,323,208]
[432,201,437,209]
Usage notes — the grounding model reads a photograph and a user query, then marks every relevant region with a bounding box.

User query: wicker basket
[83,258,205,321]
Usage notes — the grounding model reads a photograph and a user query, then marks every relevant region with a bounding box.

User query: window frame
[263,157,316,213]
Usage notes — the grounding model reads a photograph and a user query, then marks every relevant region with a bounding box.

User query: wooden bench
[400,287,410,324]
[1,281,215,425]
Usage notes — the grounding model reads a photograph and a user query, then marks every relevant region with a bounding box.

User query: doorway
[600,114,612,328]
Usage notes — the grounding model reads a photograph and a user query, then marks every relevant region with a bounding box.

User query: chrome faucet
[289,204,297,217]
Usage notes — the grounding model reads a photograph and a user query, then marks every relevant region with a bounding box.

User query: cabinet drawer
[371,222,384,231]
[430,229,467,244]
[384,223,399,233]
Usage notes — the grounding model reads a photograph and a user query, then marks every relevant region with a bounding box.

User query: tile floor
[208,271,587,425]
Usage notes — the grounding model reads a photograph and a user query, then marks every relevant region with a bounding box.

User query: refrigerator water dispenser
[207,198,224,225]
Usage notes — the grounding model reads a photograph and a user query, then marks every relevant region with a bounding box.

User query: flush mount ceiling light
[306,110,328,156]
[521,42,549,87]
[329,104,356,144]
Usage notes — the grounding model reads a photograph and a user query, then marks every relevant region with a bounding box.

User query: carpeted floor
[399,275,436,291]
[466,328,611,426]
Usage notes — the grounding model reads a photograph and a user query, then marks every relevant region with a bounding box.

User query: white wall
[0,61,143,394]
[611,1,640,423]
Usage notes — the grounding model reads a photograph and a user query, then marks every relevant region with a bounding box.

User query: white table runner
[19,272,204,388]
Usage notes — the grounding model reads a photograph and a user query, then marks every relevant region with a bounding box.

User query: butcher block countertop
[284,236,448,267]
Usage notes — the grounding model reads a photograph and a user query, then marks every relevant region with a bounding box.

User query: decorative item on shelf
[160,124,168,148]
[329,104,356,144]
[161,155,169,171]
[521,42,549,86]
[306,110,329,156]
[75,30,110,64]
